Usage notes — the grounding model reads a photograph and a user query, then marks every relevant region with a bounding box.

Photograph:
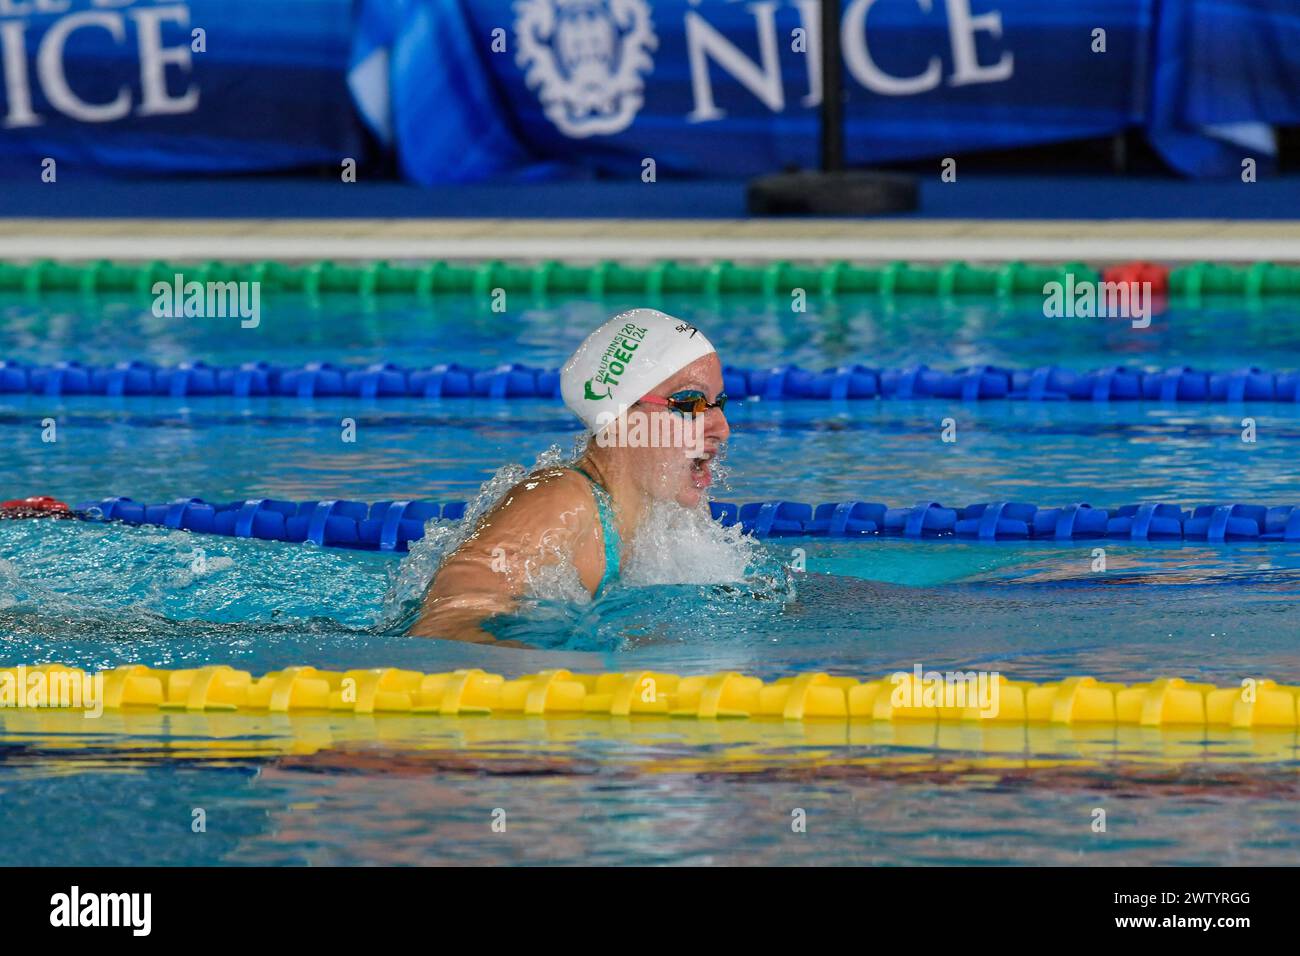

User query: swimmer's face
[612,353,730,509]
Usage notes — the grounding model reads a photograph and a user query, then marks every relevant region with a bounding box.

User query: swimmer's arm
[409,558,524,644]
[409,475,596,644]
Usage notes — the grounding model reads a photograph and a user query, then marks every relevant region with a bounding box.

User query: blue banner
[351,0,1300,183]
[0,0,365,174]
[351,0,1156,184]
[1147,0,1298,177]
[3,1,1294,182]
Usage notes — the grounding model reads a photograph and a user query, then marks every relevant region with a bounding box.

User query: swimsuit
[570,466,621,595]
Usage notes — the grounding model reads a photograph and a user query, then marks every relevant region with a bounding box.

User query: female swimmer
[411,309,730,643]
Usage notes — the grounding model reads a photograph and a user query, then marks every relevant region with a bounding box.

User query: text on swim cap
[588,321,648,398]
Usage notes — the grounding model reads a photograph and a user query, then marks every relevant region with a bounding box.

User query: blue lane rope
[2,360,1298,402]
[65,496,1300,551]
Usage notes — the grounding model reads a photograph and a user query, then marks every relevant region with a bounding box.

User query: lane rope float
[1,664,1296,729]
[2,257,1299,299]
[23,495,1300,550]
[5,359,1300,402]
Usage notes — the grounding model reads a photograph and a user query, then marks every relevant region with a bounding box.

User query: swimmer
[411,309,730,643]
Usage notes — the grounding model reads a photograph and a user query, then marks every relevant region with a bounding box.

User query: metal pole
[747,0,917,215]
[820,0,844,172]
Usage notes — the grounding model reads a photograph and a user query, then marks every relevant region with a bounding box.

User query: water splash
[623,499,757,586]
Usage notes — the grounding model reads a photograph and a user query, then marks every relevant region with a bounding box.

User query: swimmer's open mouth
[690,452,713,489]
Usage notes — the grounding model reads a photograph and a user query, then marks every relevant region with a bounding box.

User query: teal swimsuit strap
[570,466,621,594]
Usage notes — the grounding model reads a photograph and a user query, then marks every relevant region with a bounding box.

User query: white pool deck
[2,218,1298,264]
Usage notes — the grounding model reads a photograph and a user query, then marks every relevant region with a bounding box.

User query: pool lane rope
[39,496,1300,550]
[3,664,1297,731]
[6,360,1300,402]
[2,257,1299,299]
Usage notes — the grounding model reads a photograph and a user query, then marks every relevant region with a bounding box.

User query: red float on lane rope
[0,496,73,519]
[1102,260,1170,295]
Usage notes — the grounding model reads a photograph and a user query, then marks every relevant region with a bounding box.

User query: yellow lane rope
[1,663,1297,729]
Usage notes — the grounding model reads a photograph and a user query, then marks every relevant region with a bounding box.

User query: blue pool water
[2,292,1300,865]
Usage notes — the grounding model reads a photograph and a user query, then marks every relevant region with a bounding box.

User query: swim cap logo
[515,0,657,138]
[585,321,647,401]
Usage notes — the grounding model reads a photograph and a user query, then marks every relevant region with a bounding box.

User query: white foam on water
[622,499,757,586]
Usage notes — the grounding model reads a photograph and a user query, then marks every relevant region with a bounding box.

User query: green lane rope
[3,258,1300,299]
[0,258,1095,297]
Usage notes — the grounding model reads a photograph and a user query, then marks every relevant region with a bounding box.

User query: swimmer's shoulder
[436,466,606,598]
[475,466,601,540]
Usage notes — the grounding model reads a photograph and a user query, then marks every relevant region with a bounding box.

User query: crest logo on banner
[515,0,657,138]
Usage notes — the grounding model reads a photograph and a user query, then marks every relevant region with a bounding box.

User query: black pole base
[746,169,919,217]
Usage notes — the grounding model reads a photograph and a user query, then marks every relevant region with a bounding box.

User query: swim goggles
[638,389,728,416]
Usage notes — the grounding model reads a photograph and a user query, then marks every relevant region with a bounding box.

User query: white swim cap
[561,308,716,434]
